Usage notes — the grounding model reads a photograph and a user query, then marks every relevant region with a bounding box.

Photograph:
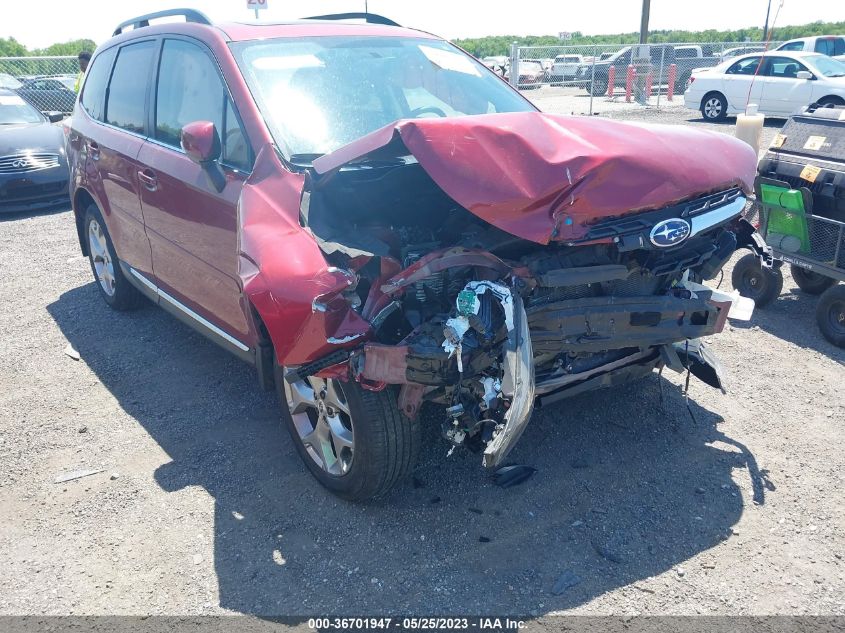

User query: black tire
[731,253,783,308]
[588,79,608,96]
[816,284,845,348]
[790,265,836,296]
[83,204,143,311]
[277,366,421,501]
[700,92,728,122]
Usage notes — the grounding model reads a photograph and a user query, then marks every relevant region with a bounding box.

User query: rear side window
[80,47,116,122]
[155,39,251,170]
[726,56,762,75]
[815,38,845,57]
[779,41,805,52]
[106,41,155,134]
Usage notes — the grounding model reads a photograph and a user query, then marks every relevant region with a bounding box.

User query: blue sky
[3,0,844,48]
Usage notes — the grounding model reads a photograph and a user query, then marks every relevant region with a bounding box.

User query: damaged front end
[278,112,765,468]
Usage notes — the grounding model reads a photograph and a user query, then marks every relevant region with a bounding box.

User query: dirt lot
[1,104,844,619]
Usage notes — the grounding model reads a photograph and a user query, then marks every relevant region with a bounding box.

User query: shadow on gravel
[0,203,71,222]
[730,291,845,365]
[49,283,770,617]
[686,116,787,128]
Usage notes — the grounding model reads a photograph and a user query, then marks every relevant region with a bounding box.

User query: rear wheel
[731,253,783,308]
[277,367,421,501]
[588,79,608,96]
[791,265,835,295]
[701,92,728,122]
[816,285,845,348]
[817,96,845,107]
[84,204,143,311]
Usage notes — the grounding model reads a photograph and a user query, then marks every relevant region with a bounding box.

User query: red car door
[72,40,158,281]
[137,38,254,350]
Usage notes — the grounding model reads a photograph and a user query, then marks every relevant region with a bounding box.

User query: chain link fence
[0,56,79,115]
[504,41,782,115]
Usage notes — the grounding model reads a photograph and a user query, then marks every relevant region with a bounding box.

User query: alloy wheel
[703,97,723,119]
[284,376,354,476]
[88,219,116,297]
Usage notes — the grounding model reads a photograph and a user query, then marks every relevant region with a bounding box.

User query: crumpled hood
[312,112,757,244]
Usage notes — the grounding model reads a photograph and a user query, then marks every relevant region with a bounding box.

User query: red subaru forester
[68,9,769,500]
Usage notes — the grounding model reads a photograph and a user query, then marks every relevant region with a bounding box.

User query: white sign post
[247,0,268,19]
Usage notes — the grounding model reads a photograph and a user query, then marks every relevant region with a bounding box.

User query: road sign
[558,31,572,41]
[247,0,268,10]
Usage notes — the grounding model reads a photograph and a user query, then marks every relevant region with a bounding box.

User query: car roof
[103,18,438,51]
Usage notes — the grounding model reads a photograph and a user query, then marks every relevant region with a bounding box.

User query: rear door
[137,37,254,347]
[721,55,764,111]
[72,40,157,279]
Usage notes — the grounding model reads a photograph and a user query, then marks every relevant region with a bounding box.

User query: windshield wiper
[289,152,325,166]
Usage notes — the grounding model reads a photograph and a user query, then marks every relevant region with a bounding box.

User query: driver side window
[155,39,252,171]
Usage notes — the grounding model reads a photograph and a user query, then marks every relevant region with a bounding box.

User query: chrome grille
[0,153,61,174]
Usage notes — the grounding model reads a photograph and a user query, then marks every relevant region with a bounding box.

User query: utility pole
[634,0,651,104]
[639,0,651,44]
[762,0,772,40]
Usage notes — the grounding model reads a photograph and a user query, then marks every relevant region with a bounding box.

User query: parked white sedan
[684,51,845,121]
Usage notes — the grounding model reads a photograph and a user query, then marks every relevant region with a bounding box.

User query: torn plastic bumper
[482,291,534,468]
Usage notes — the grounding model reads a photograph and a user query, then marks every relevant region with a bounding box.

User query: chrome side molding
[127,267,250,354]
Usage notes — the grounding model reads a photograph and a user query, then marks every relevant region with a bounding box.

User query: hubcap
[88,219,115,297]
[285,376,354,476]
[741,269,764,297]
[704,98,722,118]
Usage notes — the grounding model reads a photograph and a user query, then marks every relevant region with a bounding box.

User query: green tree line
[454,20,845,57]
[0,37,97,57]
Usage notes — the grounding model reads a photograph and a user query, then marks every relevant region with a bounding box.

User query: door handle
[138,169,158,192]
[87,140,99,160]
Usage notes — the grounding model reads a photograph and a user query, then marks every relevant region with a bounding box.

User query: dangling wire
[745,0,785,113]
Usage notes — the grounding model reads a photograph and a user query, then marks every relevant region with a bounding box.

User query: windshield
[231,36,534,158]
[807,54,845,77]
[520,61,543,72]
[0,94,43,125]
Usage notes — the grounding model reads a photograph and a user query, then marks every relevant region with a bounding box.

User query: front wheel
[701,92,728,122]
[731,253,783,308]
[816,285,845,348]
[278,367,421,501]
[791,265,835,295]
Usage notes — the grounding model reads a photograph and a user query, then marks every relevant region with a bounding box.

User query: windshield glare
[0,94,43,125]
[807,54,845,77]
[231,36,534,157]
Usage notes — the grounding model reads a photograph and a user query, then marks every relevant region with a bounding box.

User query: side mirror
[796,70,813,80]
[181,121,225,192]
[45,111,64,123]
[181,120,221,164]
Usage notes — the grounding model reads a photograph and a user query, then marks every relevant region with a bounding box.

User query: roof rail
[302,12,401,27]
[113,8,212,36]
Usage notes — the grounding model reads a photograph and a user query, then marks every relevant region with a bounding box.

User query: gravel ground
[1,104,844,619]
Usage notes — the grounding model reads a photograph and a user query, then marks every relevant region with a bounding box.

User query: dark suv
[68,9,770,500]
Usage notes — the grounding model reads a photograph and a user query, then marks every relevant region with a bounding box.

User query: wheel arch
[247,299,276,392]
[817,95,845,106]
[700,90,726,109]
[72,187,98,257]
